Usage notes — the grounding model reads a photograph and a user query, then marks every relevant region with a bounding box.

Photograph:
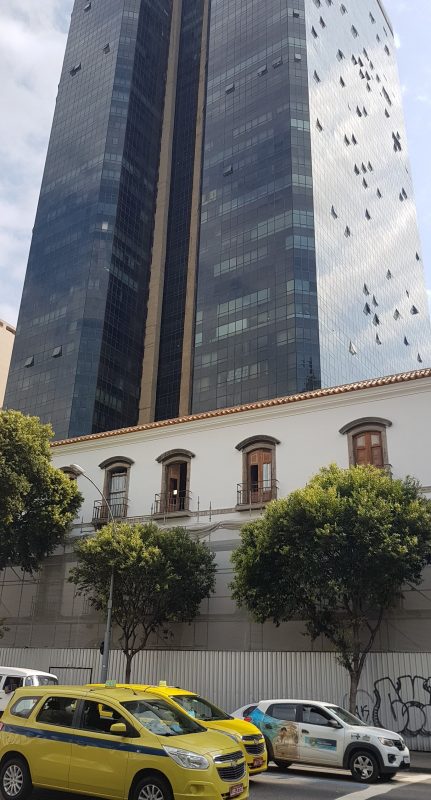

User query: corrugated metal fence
[0,647,429,751]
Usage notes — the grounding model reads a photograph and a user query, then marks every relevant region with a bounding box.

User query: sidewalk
[410,751,431,773]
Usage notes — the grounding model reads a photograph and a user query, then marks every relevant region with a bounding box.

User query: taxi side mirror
[110,722,127,736]
[328,719,342,729]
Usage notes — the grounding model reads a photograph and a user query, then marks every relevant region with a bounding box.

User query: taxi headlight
[164,746,209,770]
[378,737,396,747]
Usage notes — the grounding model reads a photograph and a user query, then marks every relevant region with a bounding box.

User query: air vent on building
[410,306,419,315]
[403,336,409,346]
[70,63,81,76]
[52,346,63,358]
[257,65,268,76]
[376,334,382,345]
[24,356,34,368]
[349,341,357,355]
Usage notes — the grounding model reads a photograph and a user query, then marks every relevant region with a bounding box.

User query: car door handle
[301,729,309,734]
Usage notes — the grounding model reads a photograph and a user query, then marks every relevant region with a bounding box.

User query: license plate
[252,757,264,768]
[229,784,243,797]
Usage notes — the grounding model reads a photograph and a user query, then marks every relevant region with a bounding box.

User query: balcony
[236,480,278,508]
[153,491,192,517]
[92,496,128,526]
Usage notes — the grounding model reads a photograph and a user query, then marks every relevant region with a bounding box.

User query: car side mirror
[328,719,342,729]
[110,722,127,736]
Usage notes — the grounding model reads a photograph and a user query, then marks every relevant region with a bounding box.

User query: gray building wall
[0,647,429,751]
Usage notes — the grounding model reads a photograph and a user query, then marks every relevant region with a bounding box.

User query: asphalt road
[29,765,431,800]
[250,764,431,799]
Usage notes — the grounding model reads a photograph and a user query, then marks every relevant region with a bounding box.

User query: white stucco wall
[52,374,431,523]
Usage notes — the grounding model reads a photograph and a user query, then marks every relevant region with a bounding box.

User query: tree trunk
[124,652,134,683]
[348,670,360,714]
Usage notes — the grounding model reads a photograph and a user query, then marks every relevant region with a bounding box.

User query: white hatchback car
[247,699,410,783]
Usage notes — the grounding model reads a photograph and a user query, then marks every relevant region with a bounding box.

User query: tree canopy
[70,522,216,681]
[232,464,431,711]
[0,410,82,572]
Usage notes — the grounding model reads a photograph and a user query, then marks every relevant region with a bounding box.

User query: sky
[0,0,430,327]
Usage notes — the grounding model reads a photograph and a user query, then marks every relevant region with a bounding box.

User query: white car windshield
[328,706,364,726]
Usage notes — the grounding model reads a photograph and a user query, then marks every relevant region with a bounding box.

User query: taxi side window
[37,696,77,727]
[268,703,298,721]
[80,701,128,734]
[10,697,40,719]
[302,706,332,727]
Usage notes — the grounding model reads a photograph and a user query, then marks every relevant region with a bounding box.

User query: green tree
[0,409,82,572]
[232,464,431,712]
[70,522,216,681]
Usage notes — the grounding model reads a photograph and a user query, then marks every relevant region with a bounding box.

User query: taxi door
[298,704,345,766]
[28,693,77,789]
[68,700,132,799]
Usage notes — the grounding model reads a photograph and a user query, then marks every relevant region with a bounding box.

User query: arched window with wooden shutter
[339,418,391,470]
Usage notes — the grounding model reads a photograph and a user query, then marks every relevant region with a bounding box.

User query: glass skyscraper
[5,0,431,438]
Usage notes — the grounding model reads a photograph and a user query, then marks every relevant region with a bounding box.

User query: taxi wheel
[132,773,173,800]
[349,751,379,783]
[0,756,32,800]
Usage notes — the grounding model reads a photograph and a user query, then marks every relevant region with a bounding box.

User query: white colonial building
[1,368,431,750]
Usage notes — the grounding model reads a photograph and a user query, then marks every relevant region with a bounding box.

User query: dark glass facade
[5,0,172,439]
[191,0,321,413]
[6,0,431,435]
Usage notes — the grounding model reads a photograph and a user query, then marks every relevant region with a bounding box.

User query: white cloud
[0,1,72,326]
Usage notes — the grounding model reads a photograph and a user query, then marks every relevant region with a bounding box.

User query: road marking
[336,773,429,800]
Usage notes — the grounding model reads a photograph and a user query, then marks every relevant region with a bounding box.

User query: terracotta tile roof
[52,368,431,448]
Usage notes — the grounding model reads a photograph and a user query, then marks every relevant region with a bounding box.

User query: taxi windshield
[172,694,231,722]
[328,706,364,726]
[122,698,206,736]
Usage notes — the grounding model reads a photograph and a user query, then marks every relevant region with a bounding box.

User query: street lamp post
[69,464,115,683]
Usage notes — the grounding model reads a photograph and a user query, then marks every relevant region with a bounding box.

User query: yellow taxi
[90,683,267,776]
[0,685,249,800]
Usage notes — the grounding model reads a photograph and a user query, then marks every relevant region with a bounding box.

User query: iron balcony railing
[92,496,128,525]
[153,491,192,515]
[237,480,278,506]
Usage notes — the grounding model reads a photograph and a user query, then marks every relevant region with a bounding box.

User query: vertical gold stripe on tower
[178,0,210,417]
[138,0,183,424]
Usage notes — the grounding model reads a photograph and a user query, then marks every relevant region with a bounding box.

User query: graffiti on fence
[372,675,431,737]
[342,675,431,737]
